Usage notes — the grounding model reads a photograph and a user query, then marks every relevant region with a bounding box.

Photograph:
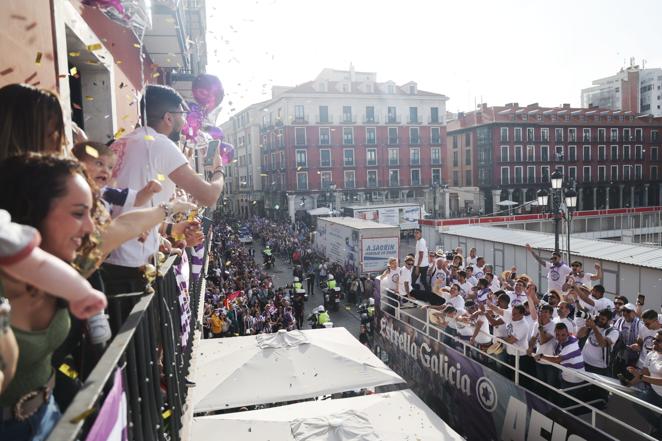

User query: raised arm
[525,243,546,267]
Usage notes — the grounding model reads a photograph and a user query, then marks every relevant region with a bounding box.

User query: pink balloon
[220,142,235,165]
[192,74,224,112]
[182,108,204,141]
[207,126,224,140]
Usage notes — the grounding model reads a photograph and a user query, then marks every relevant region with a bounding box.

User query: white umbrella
[496,200,518,206]
[192,390,465,441]
[191,328,404,412]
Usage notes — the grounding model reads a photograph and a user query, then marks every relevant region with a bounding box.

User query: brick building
[447,103,662,215]
[222,67,449,220]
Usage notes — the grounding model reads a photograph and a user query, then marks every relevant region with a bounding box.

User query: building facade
[447,103,662,215]
[581,61,662,117]
[221,68,449,220]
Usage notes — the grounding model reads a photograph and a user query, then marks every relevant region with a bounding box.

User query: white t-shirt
[430,268,447,294]
[505,318,531,356]
[415,238,429,268]
[576,295,615,329]
[466,256,477,267]
[508,290,527,306]
[637,324,660,368]
[582,326,620,369]
[459,281,474,298]
[644,351,662,397]
[398,265,412,296]
[568,271,595,287]
[545,262,572,292]
[381,268,400,292]
[445,294,465,312]
[531,320,558,356]
[107,127,188,267]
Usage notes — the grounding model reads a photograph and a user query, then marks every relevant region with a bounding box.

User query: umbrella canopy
[191,328,404,412]
[496,199,518,206]
[193,390,464,441]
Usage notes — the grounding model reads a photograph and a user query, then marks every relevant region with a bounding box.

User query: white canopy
[307,207,332,216]
[496,199,518,206]
[193,390,464,441]
[192,328,404,412]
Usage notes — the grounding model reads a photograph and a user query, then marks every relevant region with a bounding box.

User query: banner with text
[361,236,399,273]
[374,314,616,441]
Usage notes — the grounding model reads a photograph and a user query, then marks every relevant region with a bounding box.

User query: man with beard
[104,85,225,305]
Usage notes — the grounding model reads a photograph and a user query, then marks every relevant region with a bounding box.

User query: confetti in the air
[69,66,78,76]
[144,135,155,141]
[114,128,125,139]
[87,43,102,51]
[85,145,99,158]
[34,52,42,65]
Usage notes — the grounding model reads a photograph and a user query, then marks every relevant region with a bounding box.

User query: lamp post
[430,183,439,218]
[536,170,577,258]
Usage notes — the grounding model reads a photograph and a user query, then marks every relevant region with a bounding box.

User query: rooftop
[319,216,400,230]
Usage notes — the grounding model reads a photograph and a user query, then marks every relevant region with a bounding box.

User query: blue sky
[206,0,662,121]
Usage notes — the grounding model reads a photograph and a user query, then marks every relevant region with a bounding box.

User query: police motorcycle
[262,246,275,269]
[292,277,308,301]
[357,297,376,335]
[321,274,341,312]
[307,305,332,329]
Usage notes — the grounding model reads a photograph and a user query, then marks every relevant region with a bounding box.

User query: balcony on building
[363,115,379,124]
[315,114,334,124]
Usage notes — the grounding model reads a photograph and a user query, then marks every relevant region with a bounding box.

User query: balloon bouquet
[182,74,235,166]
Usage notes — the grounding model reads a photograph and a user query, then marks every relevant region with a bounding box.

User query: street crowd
[381,229,662,437]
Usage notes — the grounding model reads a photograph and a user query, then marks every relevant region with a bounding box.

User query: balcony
[341,116,356,124]
[431,137,441,145]
[388,159,399,166]
[342,138,355,146]
[407,118,421,124]
[428,117,441,124]
[363,116,379,124]
[386,117,401,124]
[315,115,334,124]
[293,115,309,124]
[410,158,421,166]
[388,137,400,146]
[344,180,356,189]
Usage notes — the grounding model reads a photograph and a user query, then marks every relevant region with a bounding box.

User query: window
[410,148,420,166]
[610,128,618,142]
[598,145,606,161]
[652,146,659,161]
[318,106,329,123]
[568,128,576,142]
[409,127,420,145]
[389,169,399,186]
[365,106,375,123]
[388,127,398,145]
[432,168,441,185]
[465,132,471,146]
[541,145,549,162]
[568,145,577,161]
[343,148,355,166]
[598,166,606,182]
[514,127,522,142]
[411,169,421,186]
[367,170,378,188]
[635,145,643,160]
[555,128,563,142]
[478,168,490,185]
[541,166,550,183]
[526,145,535,162]
[500,146,509,162]
[295,127,306,145]
[453,151,459,167]
[319,127,330,145]
[635,164,642,179]
[320,149,331,167]
[610,165,618,180]
[388,148,399,166]
[430,107,439,123]
[527,166,536,183]
[343,127,354,145]
[320,171,332,189]
[344,170,355,189]
[500,127,508,142]
[651,166,658,181]
[431,147,441,165]
[465,148,471,165]
[623,145,631,161]
[623,128,631,141]
[556,145,564,161]
[610,145,618,160]
[342,106,352,123]
[387,106,397,123]
[453,171,459,186]
[568,166,577,182]
[635,128,643,142]
[294,105,305,122]
[514,166,523,184]
[583,166,591,182]
[514,145,523,162]
[296,150,307,167]
[598,128,606,141]
[409,107,418,123]
[527,127,535,142]
[623,165,631,180]
[582,145,591,161]
[652,130,659,142]
[541,128,549,142]
[452,136,458,148]
[366,148,377,166]
[431,127,441,145]
[297,172,308,190]
[583,128,591,142]
[500,167,510,185]
[465,170,472,185]
[366,127,376,145]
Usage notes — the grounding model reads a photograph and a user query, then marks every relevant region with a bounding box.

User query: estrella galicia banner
[374,314,616,441]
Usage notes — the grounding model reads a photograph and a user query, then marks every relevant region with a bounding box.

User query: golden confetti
[156,173,166,182]
[133,43,141,48]
[152,72,160,78]
[85,145,99,158]
[297,166,302,171]
[113,128,125,139]
[69,66,78,76]
[87,43,102,51]
[144,135,155,141]
[68,51,80,57]
[116,60,123,65]
[35,52,42,65]
[84,96,94,101]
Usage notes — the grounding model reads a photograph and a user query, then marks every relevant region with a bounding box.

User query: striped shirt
[555,335,585,383]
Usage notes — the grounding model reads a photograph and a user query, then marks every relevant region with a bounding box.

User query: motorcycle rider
[263,245,273,266]
[293,276,304,292]
[326,273,337,290]
[317,305,331,327]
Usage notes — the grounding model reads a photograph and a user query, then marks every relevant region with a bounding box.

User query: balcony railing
[341,116,356,124]
[388,137,400,145]
[48,224,213,441]
[363,116,379,123]
[385,117,401,124]
[315,115,334,124]
[293,115,308,124]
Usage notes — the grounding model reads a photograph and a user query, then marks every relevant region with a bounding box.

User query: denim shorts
[0,395,61,441]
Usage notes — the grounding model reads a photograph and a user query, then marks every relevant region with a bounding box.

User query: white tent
[192,328,405,412]
[192,390,465,441]
[307,207,332,216]
[496,199,518,206]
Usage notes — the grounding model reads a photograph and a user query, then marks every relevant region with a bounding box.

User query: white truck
[342,203,422,231]
[314,217,400,275]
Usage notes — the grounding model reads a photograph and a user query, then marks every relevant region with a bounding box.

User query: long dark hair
[0,83,66,160]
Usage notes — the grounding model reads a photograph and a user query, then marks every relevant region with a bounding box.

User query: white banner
[361,237,399,272]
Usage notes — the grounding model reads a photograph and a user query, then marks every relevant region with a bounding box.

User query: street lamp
[430,183,440,218]
[537,171,577,259]
[564,188,578,261]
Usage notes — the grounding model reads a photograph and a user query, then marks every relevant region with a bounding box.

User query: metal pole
[567,216,572,263]
[554,190,561,254]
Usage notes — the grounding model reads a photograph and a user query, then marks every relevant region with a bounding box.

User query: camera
[446,252,454,260]
[575,309,594,320]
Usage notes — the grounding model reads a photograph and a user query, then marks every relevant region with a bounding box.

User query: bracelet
[159,202,173,220]
[212,168,225,178]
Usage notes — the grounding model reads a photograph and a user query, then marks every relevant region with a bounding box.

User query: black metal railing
[47,228,212,441]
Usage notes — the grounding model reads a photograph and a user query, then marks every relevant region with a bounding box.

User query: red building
[447,103,662,214]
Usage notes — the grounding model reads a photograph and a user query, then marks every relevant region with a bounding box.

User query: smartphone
[637,294,645,306]
[204,140,220,167]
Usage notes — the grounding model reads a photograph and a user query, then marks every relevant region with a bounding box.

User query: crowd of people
[0,82,222,440]
[380,229,662,437]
